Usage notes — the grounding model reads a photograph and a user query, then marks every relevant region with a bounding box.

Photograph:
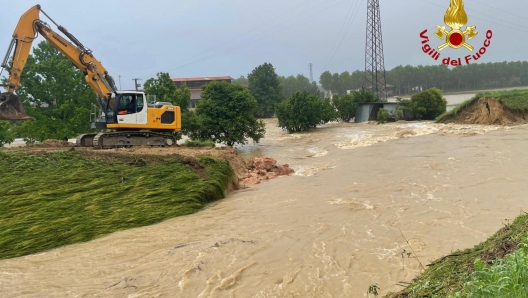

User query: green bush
[0,121,16,146]
[320,98,338,123]
[377,108,390,124]
[275,91,335,133]
[410,87,447,120]
[183,139,215,148]
[332,94,357,122]
[333,89,380,122]
[396,88,447,120]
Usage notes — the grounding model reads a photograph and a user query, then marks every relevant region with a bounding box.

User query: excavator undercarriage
[76,131,176,149]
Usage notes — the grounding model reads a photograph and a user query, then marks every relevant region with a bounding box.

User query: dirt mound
[29,139,75,148]
[242,157,295,185]
[438,98,528,125]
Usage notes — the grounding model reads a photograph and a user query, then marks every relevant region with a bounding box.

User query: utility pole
[132,78,142,91]
[119,75,122,90]
[364,0,387,101]
[309,63,313,82]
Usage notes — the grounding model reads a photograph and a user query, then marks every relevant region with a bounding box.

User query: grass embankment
[0,150,234,260]
[386,214,528,297]
[436,89,528,122]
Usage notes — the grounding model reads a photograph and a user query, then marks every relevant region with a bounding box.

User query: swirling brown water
[2,119,528,298]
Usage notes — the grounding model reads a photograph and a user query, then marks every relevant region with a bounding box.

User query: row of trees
[319,61,528,96]
[1,39,525,146]
[233,72,319,100]
[234,60,528,120]
[276,87,447,133]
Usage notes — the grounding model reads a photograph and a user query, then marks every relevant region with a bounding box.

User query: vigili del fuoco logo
[419,0,493,66]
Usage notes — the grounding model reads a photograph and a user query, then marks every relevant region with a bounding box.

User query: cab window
[136,94,144,112]
[117,94,138,115]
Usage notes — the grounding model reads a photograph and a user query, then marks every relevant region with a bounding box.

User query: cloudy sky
[1,0,527,90]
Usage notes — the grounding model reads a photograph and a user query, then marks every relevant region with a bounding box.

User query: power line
[325,0,364,70]
[420,0,528,34]
[165,0,348,73]
[162,0,324,73]
[322,0,360,70]
[325,0,359,62]
[465,0,528,22]
[164,0,314,71]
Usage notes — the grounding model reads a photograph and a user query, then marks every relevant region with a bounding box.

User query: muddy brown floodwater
[2,119,528,297]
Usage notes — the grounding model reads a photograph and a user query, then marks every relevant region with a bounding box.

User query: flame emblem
[434,0,478,51]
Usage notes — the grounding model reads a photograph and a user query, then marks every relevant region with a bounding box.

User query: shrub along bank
[0,150,234,260]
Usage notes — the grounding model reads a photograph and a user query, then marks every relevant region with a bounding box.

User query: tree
[143,72,190,112]
[232,75,248,86]
[189,81,265,147]
[275,91,334,133]
[320,98,338,123]
[410,87,447,120]
[248,63,284,118]
[0,121,16,146]
[332,94,357,122]
[332,89,379,122]
[279,74,318,99]
[9,41,96,142]
[318,60,528,97]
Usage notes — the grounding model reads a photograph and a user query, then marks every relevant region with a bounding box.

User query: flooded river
[2,119,528,297]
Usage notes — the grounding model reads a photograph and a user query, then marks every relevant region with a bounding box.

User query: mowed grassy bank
[0,150,234,260]
[386,214,528,297]
[436,89,528,121]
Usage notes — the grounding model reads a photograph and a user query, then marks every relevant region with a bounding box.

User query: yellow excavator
[0,4,181,148]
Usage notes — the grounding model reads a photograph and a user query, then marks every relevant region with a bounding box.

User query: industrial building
[355,102,398,123]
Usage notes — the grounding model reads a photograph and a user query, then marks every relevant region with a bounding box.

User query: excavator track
[91,131,176,149]
[76,133,97,147]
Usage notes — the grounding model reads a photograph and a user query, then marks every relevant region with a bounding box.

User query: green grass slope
[386,214,528,297]
[0,150,234,260]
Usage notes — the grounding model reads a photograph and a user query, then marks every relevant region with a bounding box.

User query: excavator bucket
[0,92,33,120]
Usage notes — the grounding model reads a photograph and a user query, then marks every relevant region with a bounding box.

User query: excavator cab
[0,92,33,120]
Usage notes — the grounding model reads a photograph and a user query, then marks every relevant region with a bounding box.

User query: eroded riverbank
[1,119,527,297]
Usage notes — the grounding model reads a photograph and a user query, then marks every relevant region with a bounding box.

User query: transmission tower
[309,63,313,82]
[364,0,387,101]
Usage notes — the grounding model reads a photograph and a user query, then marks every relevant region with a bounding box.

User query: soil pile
[29,139,75,148]
[242,157,294,185]
[438,98,528,125]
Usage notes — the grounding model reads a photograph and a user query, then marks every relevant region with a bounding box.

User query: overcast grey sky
[1,0,527,90]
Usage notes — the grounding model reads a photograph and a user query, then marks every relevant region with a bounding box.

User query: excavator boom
[0,5,181,148]
[0,4,117,121]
